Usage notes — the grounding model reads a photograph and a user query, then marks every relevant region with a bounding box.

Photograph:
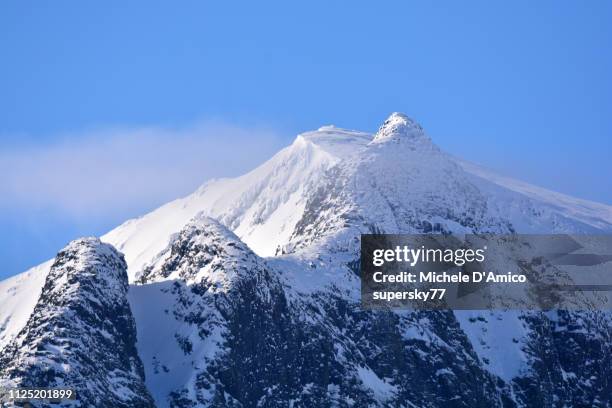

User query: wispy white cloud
[0,121,287,217]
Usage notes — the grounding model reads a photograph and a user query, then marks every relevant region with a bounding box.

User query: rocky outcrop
[0,238,154,407]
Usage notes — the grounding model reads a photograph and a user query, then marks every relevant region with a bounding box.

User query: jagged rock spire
[0,237,155,407]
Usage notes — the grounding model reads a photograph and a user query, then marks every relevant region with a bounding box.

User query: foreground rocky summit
[1,113,611,407]
[0,238,154,407]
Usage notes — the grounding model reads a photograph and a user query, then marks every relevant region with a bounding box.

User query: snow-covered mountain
[103,113,612,280]
[1,113,611,407]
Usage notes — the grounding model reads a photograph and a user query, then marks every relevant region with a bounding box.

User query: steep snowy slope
[103,126,370,279]
[0,260,50,350]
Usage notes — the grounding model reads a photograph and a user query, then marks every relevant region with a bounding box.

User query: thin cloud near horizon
[0,121,287,218]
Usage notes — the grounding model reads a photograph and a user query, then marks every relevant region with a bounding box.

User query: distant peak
[371,112,428,144]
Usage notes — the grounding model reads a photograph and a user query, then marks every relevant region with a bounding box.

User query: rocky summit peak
[136,212,259,284]
[59,236,124,266]
[371,112,429,144]
[0,237,154,407]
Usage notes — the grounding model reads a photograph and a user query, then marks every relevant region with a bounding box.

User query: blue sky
[1,1,611,279]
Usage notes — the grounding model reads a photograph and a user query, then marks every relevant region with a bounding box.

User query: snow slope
[459,159,612,233]
[0,260,51,350]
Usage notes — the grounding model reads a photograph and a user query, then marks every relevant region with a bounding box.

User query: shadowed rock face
[3,223,610,407]
[512,311,612,407]
[0,237,154,407]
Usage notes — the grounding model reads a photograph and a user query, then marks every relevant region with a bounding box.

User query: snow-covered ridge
[299,125,370,157]
[459,159,612,232]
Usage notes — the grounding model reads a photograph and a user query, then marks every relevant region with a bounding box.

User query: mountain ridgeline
[1,113,611,407]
